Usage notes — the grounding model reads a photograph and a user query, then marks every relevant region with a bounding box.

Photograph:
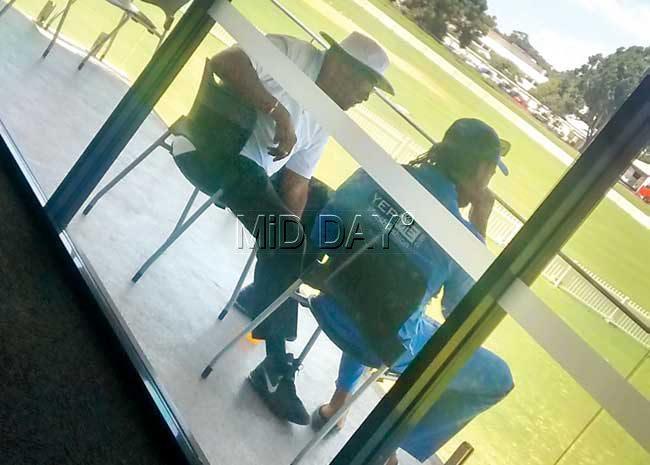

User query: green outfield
[11,0,650,463]
[362,0,650,218]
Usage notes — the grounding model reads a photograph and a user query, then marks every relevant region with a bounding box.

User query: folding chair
[82,58,258,300]
[201,223,430,465]
[39,0,77,58]
[77,0,190,70]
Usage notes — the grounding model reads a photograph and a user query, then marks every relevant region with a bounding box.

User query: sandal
[310,405,343,435]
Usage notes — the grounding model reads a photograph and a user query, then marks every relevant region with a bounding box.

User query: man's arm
[468,188,496,238]
[210,47,296,160]
[277,169,310,217]
[443,205,492,318]
[441,267,474,319]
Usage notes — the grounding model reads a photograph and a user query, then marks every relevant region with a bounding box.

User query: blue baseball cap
[440,118,510,175]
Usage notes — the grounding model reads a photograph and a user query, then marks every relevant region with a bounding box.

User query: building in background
[621,159,650,191]
[480,30,548,90]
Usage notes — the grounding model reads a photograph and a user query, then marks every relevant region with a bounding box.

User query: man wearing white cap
[173,31,393,424]
[174,31,393,211]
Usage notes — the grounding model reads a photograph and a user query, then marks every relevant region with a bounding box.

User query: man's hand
[468,188,496,238]
[210,48,297,161]
[268,104,297,161]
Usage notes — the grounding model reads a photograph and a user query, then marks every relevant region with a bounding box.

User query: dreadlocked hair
[410,142,491,185]
[408,144,440,167]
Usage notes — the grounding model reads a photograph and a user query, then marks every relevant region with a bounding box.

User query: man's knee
[458,349,514,400]
[491,356,514,400]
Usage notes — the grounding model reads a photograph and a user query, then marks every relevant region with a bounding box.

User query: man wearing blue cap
[307,118,513,465]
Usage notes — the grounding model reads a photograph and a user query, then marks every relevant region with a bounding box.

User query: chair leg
[171,187,200,232]
[82,129,171,216]
[41,1,72,58]
[35,0,55,26]
[155,24,170,51]
[78,12,129,70]
[43,1,63,28]
[217,246,257,321]
[291,291,309,307]
[41,0,76,58]
[130,187,200,280]
[290,366,388,465]
[444,442,474,465]
[201,278,304,379]
[131,190,220,283]
[98,17,123,61]
[41,0,75,58]
[294,327,322,368]
[43,0,75,28]
[0,0,17,18]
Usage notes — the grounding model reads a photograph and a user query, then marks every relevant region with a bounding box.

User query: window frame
[3,0,645,463]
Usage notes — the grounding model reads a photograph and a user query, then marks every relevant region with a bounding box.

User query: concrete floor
[0,8,440,465]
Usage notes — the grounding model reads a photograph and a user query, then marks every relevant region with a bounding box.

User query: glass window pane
[5,0,647,464]
[435,317,649,465]
[527,153,650,395]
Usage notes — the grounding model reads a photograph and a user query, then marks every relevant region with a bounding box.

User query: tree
[453,0,496,47]
[533,46,650,147]
[576,47,650,144]
[506,30,553,73]
[395,0,495,47]
[533,70,583,116]
[490,55,521,81]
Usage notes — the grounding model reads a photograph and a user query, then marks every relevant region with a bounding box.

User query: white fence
[543,256,650,348]
[353,106,650,348]
[488,204,650,348]
[351,108,650,348]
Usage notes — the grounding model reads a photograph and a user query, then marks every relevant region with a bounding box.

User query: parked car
[532,111,550,123]
[510,93,526,108]
[498,81,512,93]
[512,94,528,110]
[478,65,491,76]
[638,185,650,203]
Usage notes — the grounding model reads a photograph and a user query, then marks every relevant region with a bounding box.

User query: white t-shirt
[172,35,329,179]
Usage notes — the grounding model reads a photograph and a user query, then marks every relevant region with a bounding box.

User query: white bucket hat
[321,31,394,95]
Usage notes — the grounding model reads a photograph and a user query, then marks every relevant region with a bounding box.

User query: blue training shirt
[311,164,485,361]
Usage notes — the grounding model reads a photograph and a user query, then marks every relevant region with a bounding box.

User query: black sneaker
[248,356,310,425]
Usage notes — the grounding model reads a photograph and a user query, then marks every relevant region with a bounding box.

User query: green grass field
[11,0,650,463]
[234,0,650,312]
[361,0,650,217]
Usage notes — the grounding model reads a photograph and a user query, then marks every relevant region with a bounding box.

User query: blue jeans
[335,316,514,462]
